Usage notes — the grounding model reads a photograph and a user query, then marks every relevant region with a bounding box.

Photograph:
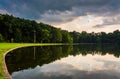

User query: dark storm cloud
[0,0,120,24]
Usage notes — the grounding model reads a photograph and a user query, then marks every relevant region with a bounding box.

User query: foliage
[0,14,120,44]
[71,30,120,44]
[0,34,4,42]
[51,29,62,43]
[0,14,72,43]
[62,30,73,43]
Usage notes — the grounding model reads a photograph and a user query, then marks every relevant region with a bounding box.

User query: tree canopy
[0,14,120,44]
[0,14,72,43]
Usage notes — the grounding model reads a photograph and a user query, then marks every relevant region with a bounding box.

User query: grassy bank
[0,43,61,79]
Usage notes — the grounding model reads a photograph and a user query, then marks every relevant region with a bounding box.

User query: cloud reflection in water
[12,54,120,79]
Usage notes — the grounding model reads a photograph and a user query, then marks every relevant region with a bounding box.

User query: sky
[0,0,120,33]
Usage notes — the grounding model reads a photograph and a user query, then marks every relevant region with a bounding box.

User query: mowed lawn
[0,43,60,79]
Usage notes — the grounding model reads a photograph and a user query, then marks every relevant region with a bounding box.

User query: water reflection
[5,44,120,79]
[33,46,36,60]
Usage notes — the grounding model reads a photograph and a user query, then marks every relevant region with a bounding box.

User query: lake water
[5,44,120,79]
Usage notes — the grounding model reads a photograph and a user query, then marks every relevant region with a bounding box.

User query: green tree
[51,29,62,43]
[41,29,50,43]
[62,31,73,43]
[0,34,4,42]
[14,28,22,42]
[70,31,80,43]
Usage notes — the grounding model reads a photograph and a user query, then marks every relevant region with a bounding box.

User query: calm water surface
[6,44,120,79]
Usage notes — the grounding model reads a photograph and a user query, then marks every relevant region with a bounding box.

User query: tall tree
[62,30,73,43]
[0,34,4,42]
[51,29,62,43]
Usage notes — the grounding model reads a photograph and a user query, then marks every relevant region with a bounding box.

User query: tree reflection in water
[5,44,120,79]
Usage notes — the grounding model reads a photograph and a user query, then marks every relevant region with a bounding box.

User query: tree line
[70,30,120,44]
[0,14,73,43]
[0,14,120,44]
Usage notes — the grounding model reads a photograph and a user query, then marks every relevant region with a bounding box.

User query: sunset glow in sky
[0,0,120,33]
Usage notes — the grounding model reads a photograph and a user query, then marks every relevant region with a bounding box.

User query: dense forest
[0,14,73,43]
[0,14,120,44]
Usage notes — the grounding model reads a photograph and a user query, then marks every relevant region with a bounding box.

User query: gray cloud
[1,0,120,28]
[93,15,120,28]
[1,0,120,19]
[37,10,77,25]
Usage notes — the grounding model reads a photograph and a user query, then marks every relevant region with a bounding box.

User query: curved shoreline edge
[2,46,32,79]
[1,43,64,79]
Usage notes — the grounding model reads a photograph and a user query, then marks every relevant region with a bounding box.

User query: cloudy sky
[0,0,120,33]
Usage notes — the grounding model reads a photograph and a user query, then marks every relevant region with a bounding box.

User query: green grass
[0,43,61,79]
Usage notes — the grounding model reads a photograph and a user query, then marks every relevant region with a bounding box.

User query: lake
[5,44,120,79]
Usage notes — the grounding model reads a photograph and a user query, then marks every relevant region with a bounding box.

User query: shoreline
[1,43,63,79]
